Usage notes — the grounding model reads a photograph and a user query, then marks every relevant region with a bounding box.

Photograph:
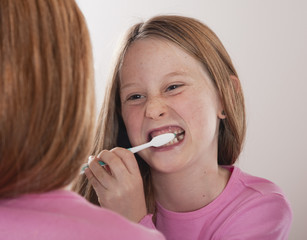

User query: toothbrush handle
[80,160,105,174]
[80,143,151,174]
[128,142,151,153]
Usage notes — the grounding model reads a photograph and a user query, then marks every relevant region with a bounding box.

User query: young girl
[0,1,165,239]
[75,15,292,239]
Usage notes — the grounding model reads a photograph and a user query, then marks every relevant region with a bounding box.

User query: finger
[84,167,110,207]
[84,167,108,190]
[97,150,131,179]
[88,155,114,188]
[110,147,140,175]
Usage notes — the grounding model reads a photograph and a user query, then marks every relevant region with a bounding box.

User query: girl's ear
[230,75,240,92]
[218,110,226,119]
[217,75,240,120]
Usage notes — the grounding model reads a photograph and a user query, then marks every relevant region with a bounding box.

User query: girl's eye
[166,84,182,92]
[127,94,144,101]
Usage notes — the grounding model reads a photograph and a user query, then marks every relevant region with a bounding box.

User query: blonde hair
[74,15,246,212]
[0,0,95,198]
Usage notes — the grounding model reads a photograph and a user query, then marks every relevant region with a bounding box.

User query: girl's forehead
[119,38,212,82]
[123,37,182,61]
[120,38,195,74]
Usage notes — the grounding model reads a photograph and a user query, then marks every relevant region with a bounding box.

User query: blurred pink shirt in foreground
[0,189,165,240]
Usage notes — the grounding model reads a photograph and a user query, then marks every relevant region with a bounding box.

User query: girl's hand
[84,148,147,223]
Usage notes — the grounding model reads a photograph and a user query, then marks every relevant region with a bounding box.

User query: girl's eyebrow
[120,71,189,91]
[120,82,139,91]
[164,70,188,78]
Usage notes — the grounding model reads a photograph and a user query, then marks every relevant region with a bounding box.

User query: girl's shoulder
[213,166,293,239]
[222,166,284,197]
[230,166,286,197]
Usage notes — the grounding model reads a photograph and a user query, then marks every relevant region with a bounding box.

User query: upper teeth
[173,130,183,135]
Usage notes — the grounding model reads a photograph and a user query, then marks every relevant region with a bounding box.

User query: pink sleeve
[139,214,157,230]
[215,194,292,240]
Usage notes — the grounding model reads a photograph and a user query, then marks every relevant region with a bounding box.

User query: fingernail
[88,155,95,164]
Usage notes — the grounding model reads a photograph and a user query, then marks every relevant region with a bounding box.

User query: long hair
[0,0,95,198]
[74,15,246,213]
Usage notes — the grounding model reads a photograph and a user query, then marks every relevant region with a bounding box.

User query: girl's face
[119,38,224,173]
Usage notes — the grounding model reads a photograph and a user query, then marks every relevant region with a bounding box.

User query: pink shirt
[0,189,165,240]
[140,166,292,240]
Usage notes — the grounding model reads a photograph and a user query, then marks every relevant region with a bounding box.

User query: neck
[151,164,230,212]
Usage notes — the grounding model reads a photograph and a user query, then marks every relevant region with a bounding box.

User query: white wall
[76,0,307,239]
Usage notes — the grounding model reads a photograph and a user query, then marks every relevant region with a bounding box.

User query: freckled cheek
[175,97,205,121]
[176,97,214,135]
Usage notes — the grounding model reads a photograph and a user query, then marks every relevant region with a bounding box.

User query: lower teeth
[166,134,184,146]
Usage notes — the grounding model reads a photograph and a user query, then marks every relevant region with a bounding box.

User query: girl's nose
[145,97,167,120]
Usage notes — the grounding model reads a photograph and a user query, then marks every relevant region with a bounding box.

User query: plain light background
[76,0,307,239]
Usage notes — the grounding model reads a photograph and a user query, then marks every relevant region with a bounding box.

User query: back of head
[0,0,95,198]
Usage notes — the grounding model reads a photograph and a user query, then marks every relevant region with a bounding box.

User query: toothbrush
[81,133,176,173]
[128,132,175,153]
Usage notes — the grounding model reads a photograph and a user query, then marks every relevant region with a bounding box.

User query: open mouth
[149,127,185,147]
